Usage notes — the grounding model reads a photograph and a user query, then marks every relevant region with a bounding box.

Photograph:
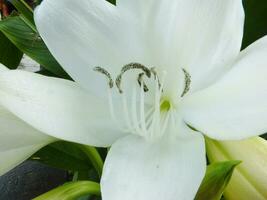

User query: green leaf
[0,15,70,78]
[36,67,61,78]
[34,0,43,6]
[9,0,36,31]
[33,181,101,200]
[242,0,267,49]
[195,160,241,200]
[0,31,23,68]
[31,141,93,172]
[107,0,116,5]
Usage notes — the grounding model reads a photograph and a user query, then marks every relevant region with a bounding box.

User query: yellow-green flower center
[160,100,171,112]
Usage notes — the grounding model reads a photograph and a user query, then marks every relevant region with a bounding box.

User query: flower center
[160,100,171,112]
[93,63,191,141]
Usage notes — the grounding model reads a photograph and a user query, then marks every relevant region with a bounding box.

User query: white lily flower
[1,0,267,199]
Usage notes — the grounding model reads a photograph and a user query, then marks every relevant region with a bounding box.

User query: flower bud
[206,137,267,200]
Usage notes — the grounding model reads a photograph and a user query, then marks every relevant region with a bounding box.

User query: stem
[79,145,104,177]
[20,0,33,12]
[33,181,100,200]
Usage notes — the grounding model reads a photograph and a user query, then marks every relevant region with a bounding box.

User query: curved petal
[182,36,267,140]
[35,0,244,100]
[0,70,126,147]
[101,126,206,200]
[118,0,244,93]
[0,106,54,176]
[34,0,148,96]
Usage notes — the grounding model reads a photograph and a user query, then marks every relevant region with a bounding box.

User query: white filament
[107,71,172,141]
[131,85,142,133]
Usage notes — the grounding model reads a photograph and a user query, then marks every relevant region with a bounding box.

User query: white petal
[34,0,148,96]
[0,63,8,72]
[101,126,206,200]
[0,70,126,147]
[118,0,244,93]
[0,106,54,176]
[182,36,267,140]
[35,0,244,100]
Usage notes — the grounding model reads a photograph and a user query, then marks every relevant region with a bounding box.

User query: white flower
[0,0,266,199]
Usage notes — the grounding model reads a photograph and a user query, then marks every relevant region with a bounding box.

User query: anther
[181,68,191,97]
[121,63,151,77]
[116,63,151,93]
[93,67,114,88]
[137,73,149,92]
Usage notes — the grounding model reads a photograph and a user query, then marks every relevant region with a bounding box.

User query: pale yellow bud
[206,137,267,200]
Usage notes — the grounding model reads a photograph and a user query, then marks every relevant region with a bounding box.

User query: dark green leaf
[0,15,70,78]
[0,31,23,68]
[32,0,42,6]
[195,160,241,200]
[107,0,116,5]
[36,67,62,78]
[242,0,267,49]
[31,141,92,172]
[8,0,36,30]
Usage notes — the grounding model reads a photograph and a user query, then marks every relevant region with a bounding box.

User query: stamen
[159,71,167,94]
[115,63,151,93]
[122,92,133,131]
[181,68,191,97]
[108,86,134,133]
[140,80,148,136]
[147,76,160,138]
[145,107,155,127]
[150,67,162,89]
[154,72,166,137]
[94,67,114,88]
[94,63,174,141]
[148,72,166,139]
[131,85,142,133]
[137,73,149,92]
[107,89,125,131]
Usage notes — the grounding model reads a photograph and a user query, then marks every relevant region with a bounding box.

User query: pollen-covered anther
[115,63,152,93]
[93,66,114,88]
[181,68,191,97]
[137,73,149,92]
